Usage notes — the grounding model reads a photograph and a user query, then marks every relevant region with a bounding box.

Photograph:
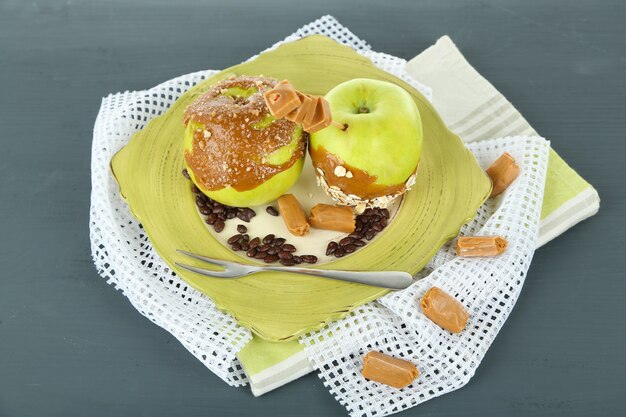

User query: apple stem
[358,106,370,114]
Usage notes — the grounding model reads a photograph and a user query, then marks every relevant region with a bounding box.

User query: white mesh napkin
[299,136,549,417]
[90,15,549,416]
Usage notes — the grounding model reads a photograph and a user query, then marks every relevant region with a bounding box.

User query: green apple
[310,78,422,200]
[183,76,306,207]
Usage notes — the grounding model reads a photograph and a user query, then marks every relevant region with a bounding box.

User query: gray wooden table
[1,1,624,416]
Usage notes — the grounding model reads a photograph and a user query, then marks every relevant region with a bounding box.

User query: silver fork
[175,249,414,290]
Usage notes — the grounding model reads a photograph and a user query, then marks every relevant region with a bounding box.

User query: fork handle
[263,266,413,290]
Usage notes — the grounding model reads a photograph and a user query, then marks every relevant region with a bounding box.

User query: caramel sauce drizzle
[183,76,305,192]
[309,145,406,199]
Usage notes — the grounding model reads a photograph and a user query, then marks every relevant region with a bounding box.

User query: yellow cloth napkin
[406,36,600,246]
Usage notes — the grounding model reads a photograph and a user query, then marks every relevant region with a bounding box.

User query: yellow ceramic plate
[111,35,492,341]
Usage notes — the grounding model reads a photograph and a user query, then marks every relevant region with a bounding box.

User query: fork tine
[176,249,232,267]
[175,262,230,278]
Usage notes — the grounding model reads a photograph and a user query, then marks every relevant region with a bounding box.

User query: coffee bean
[371,222,383,232]
[326,241,338,255]
[199,207,211,215]
[263,255,279,263]
[292,256,303,264]
[182,168,191,179]
[262,234,275,244]
[231,242,242,251]
[191,184,200,194]
[213,220,225,233]
[279,259,296,266]
[380,208,390,219]
[212,206,224,214]
[266,206,279,216]
[272,237,286,247]
[339,237,354,246]
[349,232,362,239]
[258,244,270,252]
[281,244,296,253]
[205,214,218,225]
[344,244,357,253]
[196,196,206,207]
[380,217,388,227]
[353,239,365,247]
[334,247,346,258]
[236,211,250,222]
[300,255,318,264]
[237,225,247,234]
[240,242,249,251]
[371,214,382,223]
[254,251,266,259]
[249,237,261,248]
[241,208,256,219]
[246,248,257,258]
[365,230,376,240]
[267,246,280,255]
[278,252,293,260]
[241,234,249,242]
[227,234,242,245]
[226,209,237,219]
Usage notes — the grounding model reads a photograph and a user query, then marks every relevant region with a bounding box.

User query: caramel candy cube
[277,194,309,236]
[486,152,520,197]
[361,351,419,389]
[302,96,333,133]
[263,80,302,118]
[285,93,314,124]
[455,236,508,257]
[308,204,355,233]
[420,287,469,333]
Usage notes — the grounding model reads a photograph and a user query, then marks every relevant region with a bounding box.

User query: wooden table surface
[1,0,624,416]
